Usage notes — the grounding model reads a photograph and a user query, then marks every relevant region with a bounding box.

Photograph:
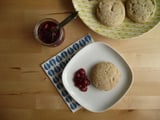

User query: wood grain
[0,0,160,120]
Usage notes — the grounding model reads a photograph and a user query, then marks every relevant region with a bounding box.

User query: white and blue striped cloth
[41,34,94,112]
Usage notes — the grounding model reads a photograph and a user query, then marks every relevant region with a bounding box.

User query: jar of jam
[34,18,65,47]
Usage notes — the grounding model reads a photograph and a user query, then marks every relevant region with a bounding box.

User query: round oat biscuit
[96,0,125,27]
[90,62,120,91]
[126,0,156,23]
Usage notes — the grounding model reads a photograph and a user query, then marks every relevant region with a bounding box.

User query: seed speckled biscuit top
[96,0,125,27]
[126,0,156,23]
[90,62,120,91]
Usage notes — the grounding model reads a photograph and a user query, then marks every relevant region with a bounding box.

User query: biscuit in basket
[90,62,120,91]
[96,0,125,27]
[126,0,156,23]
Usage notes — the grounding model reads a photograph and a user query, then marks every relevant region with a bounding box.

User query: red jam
[73,68,90,92]
[34,18,64,47]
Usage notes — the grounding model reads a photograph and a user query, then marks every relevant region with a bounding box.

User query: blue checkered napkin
[41,34,94,112]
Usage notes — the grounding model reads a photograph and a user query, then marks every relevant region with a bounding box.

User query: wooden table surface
[0,0,160,120]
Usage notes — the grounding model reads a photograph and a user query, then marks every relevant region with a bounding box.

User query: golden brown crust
[126,0,156,23]
[91,62,120,91]
[96,0,125,27]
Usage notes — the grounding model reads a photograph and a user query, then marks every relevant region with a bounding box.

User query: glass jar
[34,18,65,47]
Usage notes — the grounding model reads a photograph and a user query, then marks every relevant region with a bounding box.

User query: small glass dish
[34,18,65,47]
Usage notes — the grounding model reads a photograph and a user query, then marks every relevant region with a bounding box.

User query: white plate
[62,42,133,112]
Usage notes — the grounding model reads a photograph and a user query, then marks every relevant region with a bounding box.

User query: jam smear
[38,21,61,44]
[73,68,90,92]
